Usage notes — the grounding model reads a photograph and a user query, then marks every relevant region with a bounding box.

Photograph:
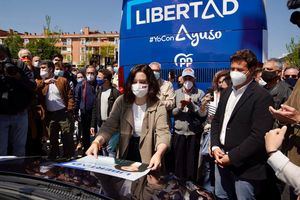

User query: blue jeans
[215,165,262,200]
[0,111,28,156]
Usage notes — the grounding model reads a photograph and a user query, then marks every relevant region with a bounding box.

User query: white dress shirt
[212,82,252,151]
[46,83,66,112]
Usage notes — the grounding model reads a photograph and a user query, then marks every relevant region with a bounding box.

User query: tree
[3,33,24,59]
[26,38,60,60]
[26,15,60,60]
[285,38,300,68]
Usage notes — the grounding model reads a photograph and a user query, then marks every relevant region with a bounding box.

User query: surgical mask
[258,78,267,87]
[33,61,40,68]
[285,78,298,87]
[86,74,95,82]
[154,71,160,80]
[54,69,64,77]
[183,80,193,90]
[40,70,49,79]
[77,78,84,83]
[230,71,247,86]
[131,83,148,98]
[114,67,119,74]
[96,78,105,86]
[261,71,278,82]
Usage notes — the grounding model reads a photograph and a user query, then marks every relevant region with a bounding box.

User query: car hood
[0,157,214,200]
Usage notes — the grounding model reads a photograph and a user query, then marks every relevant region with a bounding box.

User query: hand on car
[148,152,162,171]
[86,136,104,159]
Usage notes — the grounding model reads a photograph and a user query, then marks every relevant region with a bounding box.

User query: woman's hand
[85,136,105,159]
[148,143,168,171]
[148,152,162,171]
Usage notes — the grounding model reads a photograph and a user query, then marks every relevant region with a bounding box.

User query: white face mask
[40,70,49,79]
[86,74,95,82]
[183,80,193,90]
[33,61,39,68]
[77,78,84,83]
[131,83,148,98]
[153,71,160,80]
[258,78,267,87]
[230,71,247,86]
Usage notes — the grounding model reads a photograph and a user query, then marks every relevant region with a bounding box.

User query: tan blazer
[284,79,300,166]
[98,95,171,164]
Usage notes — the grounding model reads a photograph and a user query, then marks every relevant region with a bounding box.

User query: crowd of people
[0,44,300,199]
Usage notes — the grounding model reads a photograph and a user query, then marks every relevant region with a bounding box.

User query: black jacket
[211,81,274,180]
[91,86,120,129]
[0,60,36,114]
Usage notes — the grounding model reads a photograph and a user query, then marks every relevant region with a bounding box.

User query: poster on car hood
[55,156,151,181]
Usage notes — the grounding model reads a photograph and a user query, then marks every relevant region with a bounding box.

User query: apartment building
[0,27,119,66]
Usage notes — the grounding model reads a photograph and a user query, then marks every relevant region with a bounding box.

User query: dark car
[0,157,214,200]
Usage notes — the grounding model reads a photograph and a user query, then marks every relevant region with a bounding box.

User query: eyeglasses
[284,75,298,79]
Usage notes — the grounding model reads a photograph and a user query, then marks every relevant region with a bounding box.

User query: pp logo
[174,53,193,67]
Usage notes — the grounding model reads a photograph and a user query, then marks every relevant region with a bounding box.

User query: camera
[0,59,18,76]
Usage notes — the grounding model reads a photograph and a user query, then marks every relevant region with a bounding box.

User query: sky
[0,0,298,58]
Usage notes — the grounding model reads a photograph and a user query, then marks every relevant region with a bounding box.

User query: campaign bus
[119,0,267,91]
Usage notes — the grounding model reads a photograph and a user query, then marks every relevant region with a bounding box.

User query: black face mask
[285,78,298,87]
[261,71,278,82]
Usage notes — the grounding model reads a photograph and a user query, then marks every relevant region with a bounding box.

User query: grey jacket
[172,87,205,136]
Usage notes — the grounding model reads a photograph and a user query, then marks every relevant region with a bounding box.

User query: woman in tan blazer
[86,64,170,171]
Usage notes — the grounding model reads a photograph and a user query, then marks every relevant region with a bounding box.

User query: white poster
[55,156,150,181]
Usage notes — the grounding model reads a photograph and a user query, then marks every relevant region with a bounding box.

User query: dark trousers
[172,133,201,181]
[46,109,74,159]
[80,110,93,152]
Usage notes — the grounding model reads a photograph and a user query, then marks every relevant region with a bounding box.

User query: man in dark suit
[211,49,274,199]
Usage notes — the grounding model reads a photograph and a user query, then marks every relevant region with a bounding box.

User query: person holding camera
[0,45,36,156]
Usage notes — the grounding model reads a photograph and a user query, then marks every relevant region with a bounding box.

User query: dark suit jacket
[211,81,274,180]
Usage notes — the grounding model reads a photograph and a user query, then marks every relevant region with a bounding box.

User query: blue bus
[119,0,267,91]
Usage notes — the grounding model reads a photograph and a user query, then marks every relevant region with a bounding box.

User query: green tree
[3,33,24,59]
[26,38,60,60]
[285,38,300,68]
[26,15,60,60]
[100,44,115,58]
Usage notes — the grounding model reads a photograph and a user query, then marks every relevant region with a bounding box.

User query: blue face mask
[285,78,298,87]
[54,70,64,77]
[96,78,105,86]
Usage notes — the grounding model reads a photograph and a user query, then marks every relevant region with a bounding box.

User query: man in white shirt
[36,61,75,160]
[211,49,274,199]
